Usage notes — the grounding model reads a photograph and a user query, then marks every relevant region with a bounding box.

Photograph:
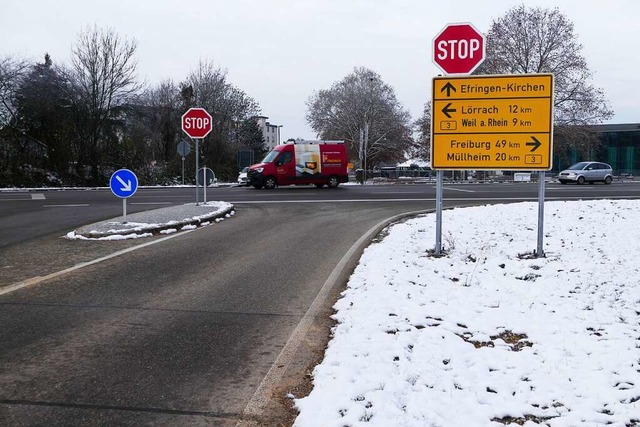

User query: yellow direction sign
[431,74,554,170]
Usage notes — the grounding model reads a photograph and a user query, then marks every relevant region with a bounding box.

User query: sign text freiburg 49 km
[182,107,213,139]
[431,74,554,170]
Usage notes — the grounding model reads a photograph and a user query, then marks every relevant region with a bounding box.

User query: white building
[256,116,282,150]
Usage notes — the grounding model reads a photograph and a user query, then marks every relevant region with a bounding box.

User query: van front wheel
[264,176,277,189]
[327,175,340,188]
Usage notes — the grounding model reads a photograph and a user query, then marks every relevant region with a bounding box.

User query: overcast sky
[2,0,638,140]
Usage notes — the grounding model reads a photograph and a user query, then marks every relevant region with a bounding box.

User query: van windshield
[260,150,280,163]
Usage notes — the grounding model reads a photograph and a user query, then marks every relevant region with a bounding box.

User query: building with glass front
[552,123,640,176]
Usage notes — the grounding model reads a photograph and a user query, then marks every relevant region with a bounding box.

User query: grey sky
[2,0,638,140]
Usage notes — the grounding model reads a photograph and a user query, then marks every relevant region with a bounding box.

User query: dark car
[558,161,613,185]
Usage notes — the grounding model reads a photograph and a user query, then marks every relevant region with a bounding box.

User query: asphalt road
[3,181,640,248]
[1,181,639,425]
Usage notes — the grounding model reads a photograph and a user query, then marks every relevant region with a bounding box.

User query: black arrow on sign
[441,82,457,97]
[526,136,542,152]
[441,103,456,119]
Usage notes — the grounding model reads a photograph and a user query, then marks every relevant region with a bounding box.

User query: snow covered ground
[294,200,640,427]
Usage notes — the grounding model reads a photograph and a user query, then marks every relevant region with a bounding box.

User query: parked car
[558,161,613,185]
[237,167,249,186]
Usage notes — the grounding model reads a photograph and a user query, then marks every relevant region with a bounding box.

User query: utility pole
[363,122,369,184]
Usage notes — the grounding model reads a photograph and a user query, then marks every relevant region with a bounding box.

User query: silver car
[558,161,613,185]
[237,167,249,186]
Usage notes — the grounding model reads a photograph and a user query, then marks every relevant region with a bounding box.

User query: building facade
[256,116,281,150]
[552,123,640,176]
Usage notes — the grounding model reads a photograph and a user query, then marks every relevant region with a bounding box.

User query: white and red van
[248,140,349,189]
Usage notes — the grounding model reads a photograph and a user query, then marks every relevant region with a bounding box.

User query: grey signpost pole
[182,107,212,207]
[110,169,138,226]
[177,140,191,185]
[537,171,546,257]
[431,23,487,256]
[435,170,443,255]
[203,165,207,204]
[364,122,369,185]
[195,138,199,205]
[430,24,552,258]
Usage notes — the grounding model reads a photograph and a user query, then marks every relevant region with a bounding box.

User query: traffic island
[67,202,234,240]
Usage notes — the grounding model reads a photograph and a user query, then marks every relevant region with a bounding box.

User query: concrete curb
[72,204,235,239]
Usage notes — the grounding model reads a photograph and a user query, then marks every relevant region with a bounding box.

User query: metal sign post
[430,24,554,258]
[197,167,215,203]
[435,170,443,255]
[177,140,191,185]
[430,73,554,258]
[109,169,139,223]
[195,138,199,205]
[181,107,213,205]
[182,156,185,185]
[431,22,487,256]
[537,171,546,256]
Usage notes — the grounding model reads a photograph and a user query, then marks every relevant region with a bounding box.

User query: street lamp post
[363,122,369,184]
[362,76,376,185]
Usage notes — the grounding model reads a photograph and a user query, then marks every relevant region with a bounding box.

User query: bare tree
[475,5,613,156]
[12,54,76,178]
[306,67,413,168]
[65,25,140,183]
[183,60,261,179]
[413,101,431,162]
[0,55,29,126]
[138,79,182,163]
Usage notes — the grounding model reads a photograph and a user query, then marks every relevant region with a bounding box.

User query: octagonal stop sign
[433,23,486,75]
[182,107,213,139]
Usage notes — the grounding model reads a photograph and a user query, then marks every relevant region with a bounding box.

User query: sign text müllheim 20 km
[431,74,554,170]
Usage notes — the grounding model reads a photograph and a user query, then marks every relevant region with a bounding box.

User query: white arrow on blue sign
[110,169,138,198]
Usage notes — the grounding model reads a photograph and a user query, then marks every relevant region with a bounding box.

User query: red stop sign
[433,23,486,75]
[182,107,213,138]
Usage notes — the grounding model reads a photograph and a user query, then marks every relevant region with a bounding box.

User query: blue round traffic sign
[110,169,138,198]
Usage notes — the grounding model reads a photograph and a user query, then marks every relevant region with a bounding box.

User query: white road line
[43,204,90,207]
[31,193,46,200]
[131,202,173,205]
[443,186,476,193]
[0,230,195,297]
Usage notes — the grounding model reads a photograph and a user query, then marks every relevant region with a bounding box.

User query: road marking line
[131,202,173,205]
[43,204,90,207]
[31,193,46,200]
[0,231,194,297]
[443,186,476,192]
